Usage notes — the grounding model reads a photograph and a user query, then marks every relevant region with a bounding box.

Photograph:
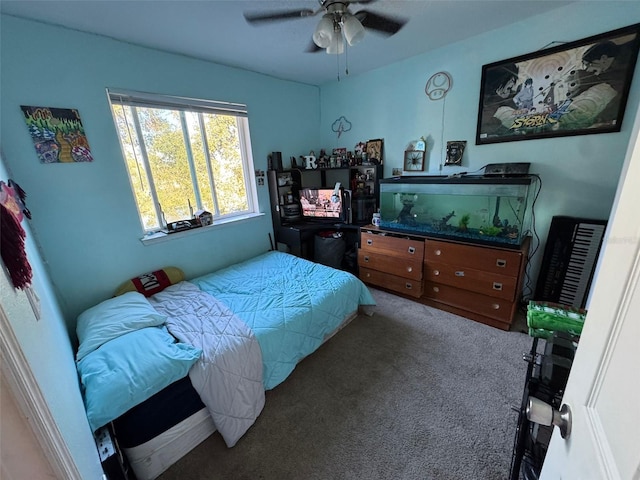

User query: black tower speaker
[270,151,283,171]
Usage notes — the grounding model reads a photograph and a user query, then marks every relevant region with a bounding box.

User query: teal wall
[319,2,640,287]
[0,152,104,478]
[0,15,320,331]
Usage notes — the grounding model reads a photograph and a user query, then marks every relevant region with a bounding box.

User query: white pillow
[76,291,166,361]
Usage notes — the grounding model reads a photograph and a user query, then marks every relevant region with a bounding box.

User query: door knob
[526,396,572,439]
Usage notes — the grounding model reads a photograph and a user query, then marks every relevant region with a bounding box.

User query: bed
[75,250,375,480]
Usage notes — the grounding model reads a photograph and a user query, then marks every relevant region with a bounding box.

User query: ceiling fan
[243,0,407,54]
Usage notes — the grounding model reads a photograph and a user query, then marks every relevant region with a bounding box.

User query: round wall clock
[404,150,425,171]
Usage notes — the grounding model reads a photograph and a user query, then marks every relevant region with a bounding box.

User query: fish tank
[378,175,533,249]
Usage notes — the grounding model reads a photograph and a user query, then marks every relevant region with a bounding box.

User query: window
[107,89,258,232]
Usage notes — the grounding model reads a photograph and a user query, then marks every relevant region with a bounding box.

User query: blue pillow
[76,291,166,361]
[77,326,202,432]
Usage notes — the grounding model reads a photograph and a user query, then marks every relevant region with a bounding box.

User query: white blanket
[149,281,265,447]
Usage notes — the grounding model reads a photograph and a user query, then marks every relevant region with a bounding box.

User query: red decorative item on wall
[0,180,33,290]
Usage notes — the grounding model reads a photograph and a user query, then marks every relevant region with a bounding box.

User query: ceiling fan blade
[244,9,316,24]
[306,40,324,53]
[354,10,407,35]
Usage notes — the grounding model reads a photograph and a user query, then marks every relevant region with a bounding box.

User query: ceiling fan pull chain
[337,43,341,81]
[345,39,349,76]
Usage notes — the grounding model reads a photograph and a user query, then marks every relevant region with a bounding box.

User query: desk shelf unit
[268,166,383,232]
[267,168,362,274]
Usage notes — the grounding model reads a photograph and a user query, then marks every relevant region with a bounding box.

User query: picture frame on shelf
[365,139,384,164]
[403,150,425,171]
[445,141,466,165]
[476,23,640,145]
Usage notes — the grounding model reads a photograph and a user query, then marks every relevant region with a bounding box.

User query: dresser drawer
[424,262,517,301]
[358,250,422,280]
[361,232,424,261]
[425,239,522,277]
[360,267,423,298]
[423,281,514,323]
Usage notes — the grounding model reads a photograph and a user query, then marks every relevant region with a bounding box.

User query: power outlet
[94,426,115,462]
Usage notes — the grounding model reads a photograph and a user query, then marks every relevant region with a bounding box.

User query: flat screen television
[299,186,351,224]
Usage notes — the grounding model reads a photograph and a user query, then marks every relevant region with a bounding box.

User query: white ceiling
[1,0,574,86]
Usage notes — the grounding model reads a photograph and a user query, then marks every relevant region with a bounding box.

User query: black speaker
[270,151,283,171]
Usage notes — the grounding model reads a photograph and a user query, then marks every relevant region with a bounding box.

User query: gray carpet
[158,288,532,480]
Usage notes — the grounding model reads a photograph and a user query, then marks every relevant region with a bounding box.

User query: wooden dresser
[359,226,530,330]
[358,231,424,298]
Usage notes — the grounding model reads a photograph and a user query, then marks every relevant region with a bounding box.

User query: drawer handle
[407,266,413,273]
[455,271,465,277]
[492,303,500,310]
[363,255,370,262]
[408,246,416,254]
[366,273,371,278]
[433,269,440,276]
[405,283,413,290]
[434,249,441,256]
[496,259,507,268]
[433,286,440,293]
[493,282,503,291]
[367,239,373,246]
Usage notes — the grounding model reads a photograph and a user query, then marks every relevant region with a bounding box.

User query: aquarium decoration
[21,106,93,163]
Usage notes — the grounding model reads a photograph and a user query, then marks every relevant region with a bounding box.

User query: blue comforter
[192,251,375,390]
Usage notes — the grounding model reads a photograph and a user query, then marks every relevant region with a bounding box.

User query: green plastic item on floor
[527,327,554,339]
[527,300,586,337]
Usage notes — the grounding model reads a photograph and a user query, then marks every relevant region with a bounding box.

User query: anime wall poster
[476,23,640,145]
[21,106,93,163]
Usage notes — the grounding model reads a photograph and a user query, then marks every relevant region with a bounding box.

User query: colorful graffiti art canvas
[21,106,93,163]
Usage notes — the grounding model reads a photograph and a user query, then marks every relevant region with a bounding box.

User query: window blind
[107,88,248,117]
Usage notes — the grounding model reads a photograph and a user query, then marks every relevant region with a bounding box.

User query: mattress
[122,408,216,480]
[112,311,361,479]
[112,375,204,448]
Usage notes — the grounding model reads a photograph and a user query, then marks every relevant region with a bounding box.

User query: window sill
[140,212,264,246]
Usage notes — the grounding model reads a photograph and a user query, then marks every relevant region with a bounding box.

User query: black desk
[275,222,360,273]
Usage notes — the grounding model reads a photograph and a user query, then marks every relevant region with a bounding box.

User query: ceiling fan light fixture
[342,14,365,46]
[313,14,334,48]
[326,28,344,55]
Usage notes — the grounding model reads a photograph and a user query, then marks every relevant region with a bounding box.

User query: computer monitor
[299,186,348,223]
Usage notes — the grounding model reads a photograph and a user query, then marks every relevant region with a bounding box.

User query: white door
[540,105,640,479]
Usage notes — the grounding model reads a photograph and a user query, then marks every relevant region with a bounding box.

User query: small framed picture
[445,141,466,166]
[404,150,425,171]
[365,139,384,164]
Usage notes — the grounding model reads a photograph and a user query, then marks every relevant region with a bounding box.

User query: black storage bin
[314,231,346,269]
